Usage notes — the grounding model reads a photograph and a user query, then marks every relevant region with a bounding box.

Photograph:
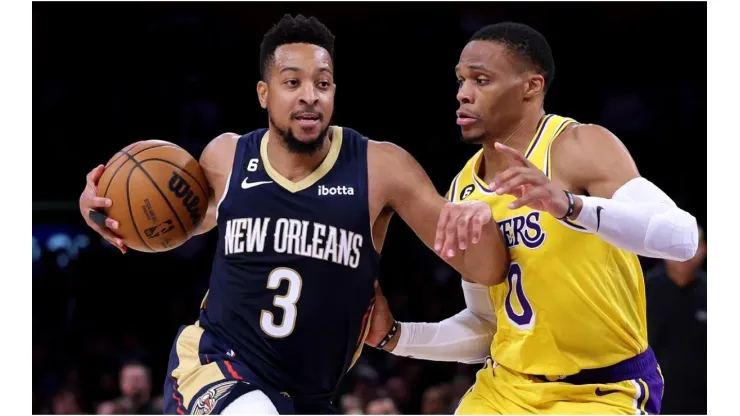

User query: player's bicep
[555,124,640,198]
[371,141,445,248]
[369,142,470,275]
[194,133,240,235]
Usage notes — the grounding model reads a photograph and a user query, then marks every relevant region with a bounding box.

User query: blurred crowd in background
[33,2,706,415]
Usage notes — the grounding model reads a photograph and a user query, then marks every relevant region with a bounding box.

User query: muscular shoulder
[551,123,639,193]
[367,140,438,209]
[200,133,240,175]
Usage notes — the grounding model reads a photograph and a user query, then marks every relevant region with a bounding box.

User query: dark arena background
[33,2,707,415]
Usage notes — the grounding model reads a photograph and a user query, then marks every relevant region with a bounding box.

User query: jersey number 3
[260,268,303,338]
[504,262,535,330]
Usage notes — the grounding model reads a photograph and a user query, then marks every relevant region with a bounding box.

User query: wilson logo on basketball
[168,172,203,227]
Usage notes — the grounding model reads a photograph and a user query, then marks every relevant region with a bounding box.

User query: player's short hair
[259,14,336,80]
[470,22,555,93]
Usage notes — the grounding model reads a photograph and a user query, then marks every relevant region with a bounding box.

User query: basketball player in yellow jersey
[365,22,699,414]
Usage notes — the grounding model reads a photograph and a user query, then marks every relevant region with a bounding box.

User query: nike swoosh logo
[594,387,620,396]
[241,177,273,190]
[596,206,604,232]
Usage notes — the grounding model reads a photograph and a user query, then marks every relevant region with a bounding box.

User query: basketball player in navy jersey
[78,15,509,414]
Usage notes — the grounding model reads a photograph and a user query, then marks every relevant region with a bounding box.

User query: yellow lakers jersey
[447,114,648,377]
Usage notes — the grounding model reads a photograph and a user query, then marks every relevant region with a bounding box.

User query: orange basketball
[96,140,209,253]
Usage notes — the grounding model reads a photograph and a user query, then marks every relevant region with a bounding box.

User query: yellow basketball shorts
[456,353,664,415]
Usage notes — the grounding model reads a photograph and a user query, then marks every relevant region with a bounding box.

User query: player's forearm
[570,177,699,261]
[386,281,496,363]
[462,220,509,286]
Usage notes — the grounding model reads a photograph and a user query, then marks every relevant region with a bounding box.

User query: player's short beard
[269,114,331,156]
[459,133,486,144]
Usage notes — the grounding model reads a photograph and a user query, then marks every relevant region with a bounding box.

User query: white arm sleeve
[390,280,496,364]
[572,177,699,261]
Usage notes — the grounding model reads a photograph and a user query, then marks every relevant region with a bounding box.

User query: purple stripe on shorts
[641,370,665,414]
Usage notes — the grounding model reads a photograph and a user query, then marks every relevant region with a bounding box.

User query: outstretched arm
[365,281,496,364]
[490,124,698,261]
[369,141,509,286]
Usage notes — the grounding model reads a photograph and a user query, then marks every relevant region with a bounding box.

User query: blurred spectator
[366,397,400,414]
[51,390,83,415]
[421,384,451,415]
[646,227,707,415]
[116,361,161,414]
[340,394,364,414]
[385,376,412,413]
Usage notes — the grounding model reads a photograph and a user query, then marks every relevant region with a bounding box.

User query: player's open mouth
[295,113,321,127]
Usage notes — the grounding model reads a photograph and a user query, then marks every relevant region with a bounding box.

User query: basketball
[96,140,209,253]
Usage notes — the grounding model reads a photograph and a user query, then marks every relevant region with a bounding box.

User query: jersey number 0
[260,268,303,338]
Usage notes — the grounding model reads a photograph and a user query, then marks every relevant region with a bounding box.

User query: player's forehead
[272,43,333,76]
[455,40,511,75]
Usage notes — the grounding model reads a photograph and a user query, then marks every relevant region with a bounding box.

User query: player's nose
[456,80,474,105]
[299,84,319,106]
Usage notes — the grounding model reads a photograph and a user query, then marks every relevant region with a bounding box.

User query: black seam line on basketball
[125,160,155,252]
[104,143,137,169]
[120,149,188,246]
[103,144,172,198]
[138,158,208,199]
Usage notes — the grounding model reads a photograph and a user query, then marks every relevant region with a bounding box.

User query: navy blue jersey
[198,126,380,403]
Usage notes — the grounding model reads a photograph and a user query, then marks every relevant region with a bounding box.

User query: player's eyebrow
[280,67,333,76]
[456,64,490,74]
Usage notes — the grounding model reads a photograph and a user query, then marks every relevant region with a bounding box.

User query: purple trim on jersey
[641,369,664,414]
[538,347,659,386]
[524,114,554,158]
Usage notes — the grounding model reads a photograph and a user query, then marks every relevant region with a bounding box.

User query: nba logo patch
[227,349,236,358]
[192,380,238,415]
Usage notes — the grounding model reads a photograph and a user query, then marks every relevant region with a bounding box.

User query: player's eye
[285,79,299,87]
[317,81,331,89]
[456,78,464,87]
[475,77,489,86]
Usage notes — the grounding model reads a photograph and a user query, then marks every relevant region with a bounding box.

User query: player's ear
[523,73,545,100]
[257,81,268,109]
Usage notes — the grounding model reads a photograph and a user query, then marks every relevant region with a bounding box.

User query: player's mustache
[291,108,323,120]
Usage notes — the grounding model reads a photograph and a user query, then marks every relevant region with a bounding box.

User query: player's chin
[459,128,486,144]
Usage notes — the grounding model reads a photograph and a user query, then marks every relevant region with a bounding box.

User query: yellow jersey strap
[522,114,578,178]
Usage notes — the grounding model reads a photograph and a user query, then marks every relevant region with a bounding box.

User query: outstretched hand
[434,200,493,259]
[490,142,571,219]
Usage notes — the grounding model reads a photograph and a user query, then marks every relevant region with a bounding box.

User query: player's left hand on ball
[434,200,492,259]
[491,142,571,218]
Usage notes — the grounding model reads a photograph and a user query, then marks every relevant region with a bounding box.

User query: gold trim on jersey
[349,304,374,370]
[260,125,343,193]
[468,113,552,196]
[171,325,226,408]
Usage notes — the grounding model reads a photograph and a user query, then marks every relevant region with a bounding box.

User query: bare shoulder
[367,140,428,189]
[553,123,631,156]
[552,123,640,195]
[200,132,240,193]
[367,139,415,167]
[201,133,240,164]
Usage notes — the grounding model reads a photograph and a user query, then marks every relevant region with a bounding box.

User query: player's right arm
[192,132,240,236]
[365,281,496,364]
[78,133,240,250]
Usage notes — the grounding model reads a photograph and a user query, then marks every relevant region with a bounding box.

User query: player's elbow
[645,207,699,261]
[469,264,507,286]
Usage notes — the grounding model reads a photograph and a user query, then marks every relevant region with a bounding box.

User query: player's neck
[478,109,546,182]
[266,127,333,182]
